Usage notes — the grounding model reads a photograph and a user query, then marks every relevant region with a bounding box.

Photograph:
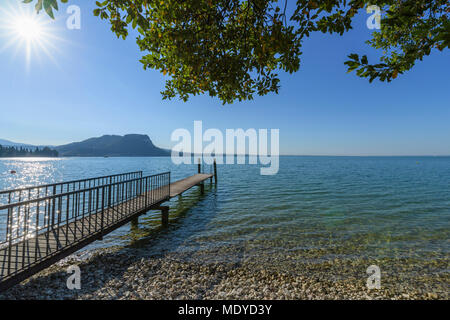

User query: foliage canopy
[28,0,449,104]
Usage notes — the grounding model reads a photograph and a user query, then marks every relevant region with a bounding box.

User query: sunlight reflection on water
[0,156,448,281]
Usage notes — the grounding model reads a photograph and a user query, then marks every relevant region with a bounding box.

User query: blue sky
[0,0,448,155]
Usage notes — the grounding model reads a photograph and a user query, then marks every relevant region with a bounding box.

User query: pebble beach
[1,243,447,300]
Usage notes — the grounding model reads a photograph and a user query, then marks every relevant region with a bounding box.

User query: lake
[0,156,448,294]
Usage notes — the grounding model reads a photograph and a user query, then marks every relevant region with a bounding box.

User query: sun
[0,4,60,68]
[13,15,43,41]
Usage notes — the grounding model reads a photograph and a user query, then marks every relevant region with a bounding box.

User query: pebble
[0,245,447,300]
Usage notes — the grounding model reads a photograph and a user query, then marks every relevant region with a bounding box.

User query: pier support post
[213,158,217,184]
[131,216,139,229]
[159,206,170,226]
[198,158,201,174]
[199,183,204,195]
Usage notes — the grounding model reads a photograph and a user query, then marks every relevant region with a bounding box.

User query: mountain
[0,139,35,148]
[55,134,170,157]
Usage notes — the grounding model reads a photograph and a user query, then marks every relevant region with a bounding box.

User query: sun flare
[0,4,60,68]
[13,15,43,41]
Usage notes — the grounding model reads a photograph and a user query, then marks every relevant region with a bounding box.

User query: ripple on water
[0,156,449,292]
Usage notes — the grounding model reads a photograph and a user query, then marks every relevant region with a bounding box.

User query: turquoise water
[0,156,449,291]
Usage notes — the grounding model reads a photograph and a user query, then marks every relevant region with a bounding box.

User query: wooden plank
[169,174,213,197]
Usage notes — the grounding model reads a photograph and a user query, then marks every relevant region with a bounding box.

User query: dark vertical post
[213,158,217,184]
[51,185,56,228]
[46,200,50,255]
[145,177,148,208]
[7,208,12,275]
[210,164,213,184]
[131,216,139,229]
[161,206,169,226]
[108,184,112,225]
[198,159,204,193]
[100,186,105,240]
[65,195,70,246]
[168,172,171,199]
[200,183,204,195]
[22,204,29,266]
[96,188,100,231]
[82,190,86,237]
[35,202,40,260]
[139,178,143,208]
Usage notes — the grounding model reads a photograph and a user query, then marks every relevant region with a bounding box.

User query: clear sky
[0,0,449,155]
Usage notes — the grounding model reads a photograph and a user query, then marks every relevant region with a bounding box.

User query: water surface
[0,156,448,292]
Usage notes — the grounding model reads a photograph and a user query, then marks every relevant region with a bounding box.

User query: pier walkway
[0,165,216,291]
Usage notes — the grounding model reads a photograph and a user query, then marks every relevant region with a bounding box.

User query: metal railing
[0,172,170,280]
[0,171,143,206]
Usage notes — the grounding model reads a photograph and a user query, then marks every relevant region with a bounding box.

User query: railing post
[108,183,112,224]
[139,178,143,208]
[65,195,69,246]
[168,172,171,200]
[145,177,148,208]
[7,207,12,276]
[51,185,56,228]
[108,184,112,208]
[100,186,105,237]
[214,158,217,184]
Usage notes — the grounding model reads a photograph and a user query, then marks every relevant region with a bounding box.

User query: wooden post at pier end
[198,158,204,194]
[213,158,217,184]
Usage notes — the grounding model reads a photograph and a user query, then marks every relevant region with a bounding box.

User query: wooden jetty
[0,161,217,291]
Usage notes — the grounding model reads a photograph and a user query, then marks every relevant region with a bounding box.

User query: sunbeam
[0,3,62,70]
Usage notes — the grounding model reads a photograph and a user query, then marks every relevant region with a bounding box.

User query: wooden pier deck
[170,173,213,197]
[0,169,216,291]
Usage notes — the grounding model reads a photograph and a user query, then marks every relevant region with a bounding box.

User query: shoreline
[0,244,447,300]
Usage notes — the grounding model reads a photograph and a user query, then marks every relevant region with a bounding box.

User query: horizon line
[1,138,448,158]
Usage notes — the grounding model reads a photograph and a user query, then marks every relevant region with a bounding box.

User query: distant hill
[55,134,170,157]
[0,138,35,148]
[0,145,58,158]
